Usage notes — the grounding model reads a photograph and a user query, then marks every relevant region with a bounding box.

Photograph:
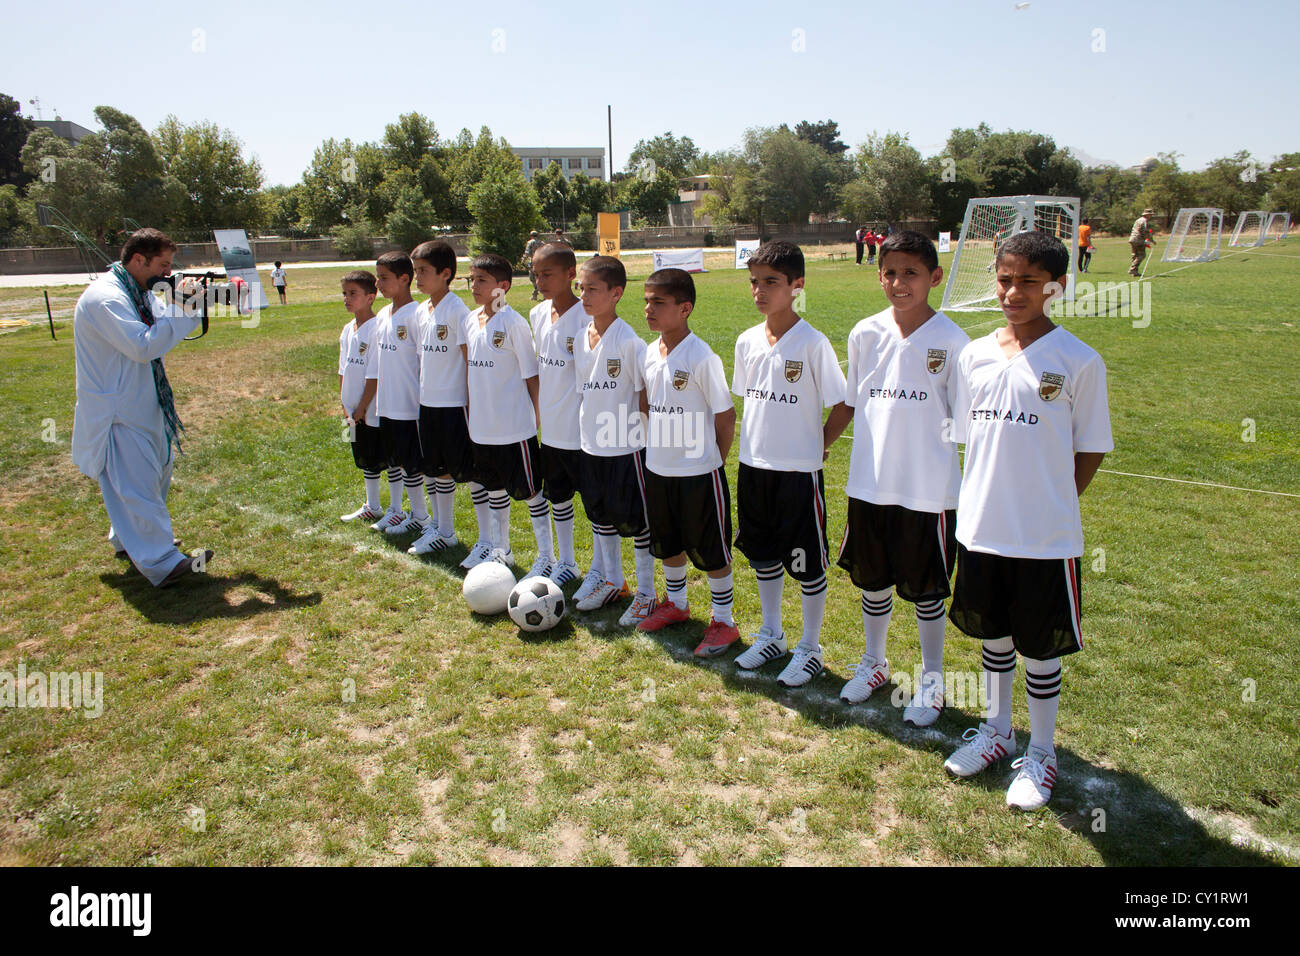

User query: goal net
[1265,212,1291,241]
[1162,208,1223,262]
[941,195,1079,311]
[1229,210,1267,247]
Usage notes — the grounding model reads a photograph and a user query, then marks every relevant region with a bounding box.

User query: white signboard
[213,228,270,311]
[651,248,705,273]
[938,231,952,254]
[734,239,761,268]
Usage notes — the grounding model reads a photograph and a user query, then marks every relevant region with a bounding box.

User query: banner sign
[734,238,761,269]
[213,228,269,311]
[651,248,705,273]
[597,213,621,258]
[938,231,952,254]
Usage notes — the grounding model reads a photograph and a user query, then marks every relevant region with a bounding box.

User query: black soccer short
[837,498,956,603]
[579,449,648,537]
[645,466,732,572]
[379,416,422,476]
[472,437,541,501]
[349,421,385,472]
[734,462,829,584]
[418,404,473,483]
[948,544,1084,660]
[539,443,583,504]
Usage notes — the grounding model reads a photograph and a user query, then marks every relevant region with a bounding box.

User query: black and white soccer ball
[507,576,566,632]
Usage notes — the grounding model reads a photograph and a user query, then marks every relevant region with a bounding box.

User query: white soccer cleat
[341,504,385,523]
[944,722,1016,778]
[840,652,891,704]
[409,527,458,555]
[385,513,426,536]
[459,540,494,570]
[734,627,788,670]
[524,554,555,580]
[370,507,405,531]
[903,683,945,727]
[777,646,824,688]
[549,561,581,587]
[618,591,659,627]
[573,566,605,603]
[575,580,630,611]
[488,546,514,567]
[1006,745,1058,811]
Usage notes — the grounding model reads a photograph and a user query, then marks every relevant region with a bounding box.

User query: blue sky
[6,0,1297,186]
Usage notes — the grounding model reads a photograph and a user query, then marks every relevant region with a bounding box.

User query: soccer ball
[507,576,566,632]
[463,561,517,615]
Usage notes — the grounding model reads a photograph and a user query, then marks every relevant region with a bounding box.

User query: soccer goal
[1265,212,1291,241]
[941,195,1079,311]
[1229,210,1267,247]
[1162,207,1224,263]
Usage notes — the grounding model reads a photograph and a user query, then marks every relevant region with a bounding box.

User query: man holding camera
[72,228,214,587]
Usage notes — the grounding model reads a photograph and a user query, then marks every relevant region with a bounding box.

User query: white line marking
[1098,469,1299,499]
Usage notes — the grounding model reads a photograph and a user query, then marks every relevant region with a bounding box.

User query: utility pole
[607,105,614,205]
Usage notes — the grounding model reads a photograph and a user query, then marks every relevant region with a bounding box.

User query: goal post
[941,195,1079,311]
[1161,207,1224,263]
[1264,212,1291,241]
[1229,210,1267,247]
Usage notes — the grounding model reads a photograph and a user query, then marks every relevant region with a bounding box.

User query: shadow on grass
[99,569,322,625]
[628,619,1282,867]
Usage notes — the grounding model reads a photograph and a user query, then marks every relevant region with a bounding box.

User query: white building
[513,147,606,182]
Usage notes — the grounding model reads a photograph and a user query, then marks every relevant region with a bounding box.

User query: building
[513,147,606,182]
[32,119,95,146]
[669,174,721,227]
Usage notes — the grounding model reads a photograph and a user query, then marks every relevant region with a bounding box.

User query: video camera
[150,271,224,340]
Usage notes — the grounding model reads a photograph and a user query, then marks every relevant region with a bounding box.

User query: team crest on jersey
[926,349,947,374]
[565,336,574,355]
[396,325,408,341]
[1039,371,1065,402]
[491,330,506,349]
[358,341,368,355]
[436,324,448,341]
[607,358,621,378]
[672,369,690,391]
[784,360,803,383]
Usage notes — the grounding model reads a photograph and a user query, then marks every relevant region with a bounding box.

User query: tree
[1191,151,1268,221]
[93,106,184,229]
[925,154,984,233]
[531,161,569,225]
[1082,164,1144,234]
[385,184,438,250]
[154,116,264,230]
[627,132,700,179]
[467,158,544,263]
[444,126,518,224]
[0,93,33,188]
[383,112,440,171]
[794,119,849,155]
[298,137,368,232]
[616,168,680,225]
[567,172,610,222]
[1137,152,1192,224]
[21,127,124,242]
[1265,153,1300,218]
[843,132,930,223]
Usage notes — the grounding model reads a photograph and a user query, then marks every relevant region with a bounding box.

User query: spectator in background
[524,231,544,300]
[271,261,287,304]
[1077,218,1093,273]
[855,226,867,265]
[865,228,878,265]
[1129,208,1155,276]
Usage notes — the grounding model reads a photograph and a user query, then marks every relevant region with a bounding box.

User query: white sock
[434,477,455,537]
[589,527,603,576]
[709,572,734,625]
[983,637,1017,739]
[405,472,428,522]
[363,470,382,513]
[861,588,893,662]
[755,564,784,636]
[527,493,552,559]
[489,491,510,551]
[633,531,654,598]
[798,574,827,651]
[664,563,688,610]
[915,598,947,692]
[596,525,623,588]
[1024,656,1061,756]
[470,482,490,543]
[552,499,575,565]
[387,468,403,510]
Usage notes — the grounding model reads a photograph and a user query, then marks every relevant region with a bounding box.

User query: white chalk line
[1098,469,1299,498]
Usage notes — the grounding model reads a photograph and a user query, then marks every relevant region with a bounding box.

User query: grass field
[1,235,1297,866]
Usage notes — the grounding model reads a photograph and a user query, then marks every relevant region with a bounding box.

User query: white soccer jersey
[464,304,539,444]
[365,301,421,420]
[731,319,847,473]
[339,317,380,427]
[417,293,471,408]
[952,326,1113,560]
[574,317,647,457]
[530,298,589,450]
[643,333,732,477]
[271,268,286,287]
[844,309,970,512]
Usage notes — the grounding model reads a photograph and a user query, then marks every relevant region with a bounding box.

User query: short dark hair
[878,230,939,272]
[581,255,627,290]
[341,270,377,295]
[411,240,457,278]
[120,228,177,264]
[645,268,695,306]
[471,253,513,284]
[747,240,804,282]
[996,230,1070,278]
[274,260,282,267]
[534,241,576,270]
[376,251,413,281]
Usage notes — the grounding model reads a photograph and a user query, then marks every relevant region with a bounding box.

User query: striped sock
[363,470,382,513]
[664,563,688,610]
[405,471,428,522]
[709,572,734,625]
[915,598,947,687]
[633,531,654,598]
[594,523,622,588]
[488,491,510,551]
[387,468,403,509]
[469,482,490,543]
[1024,657,1062,756]
[755,564,784,636]
[862,589,893,662]
[527,493,552,559]
[798,574,827,651]
[434,477,455,537]
[552,499,575,566]
[982,638,1017,738]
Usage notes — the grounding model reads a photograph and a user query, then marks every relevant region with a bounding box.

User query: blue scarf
[110,262,184,453]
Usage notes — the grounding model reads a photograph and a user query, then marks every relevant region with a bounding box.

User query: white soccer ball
[507,576,566,632]
[463,561,517,615]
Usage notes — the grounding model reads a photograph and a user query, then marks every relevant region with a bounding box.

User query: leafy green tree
[1265,153,1300,218]
[21,127,123,242]
[383,112,440,171]
[627,132,699,178]
[467,158,544,263]
[385,184,438,250]
[567,172,610,221]
[925,153,984,232]
[93,106,184,228]
[0,93,34,188]
[616,168,680,225]
[1137,152,1192,224]
[1190,151,1268,221]
[298,137,369,232]
[531,161,569,224]
[445,126,518,224]
[794,119,849,155]
[843,132,930,223]
[154,116,264,230]
[1082,165,1144,234]
[0,183,28,243]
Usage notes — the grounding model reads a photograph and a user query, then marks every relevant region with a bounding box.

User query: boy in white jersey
[461,253,550,570]
[271,261,287,305]
[836,231,969,725]
[571,255,656,623]
[731,241,852,687]
[528,242,590,586]
[632,269,741,656]
[337,270,387,523]
[943,231,1112,811]
[364,252,430,536]
[407,240,473,557]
